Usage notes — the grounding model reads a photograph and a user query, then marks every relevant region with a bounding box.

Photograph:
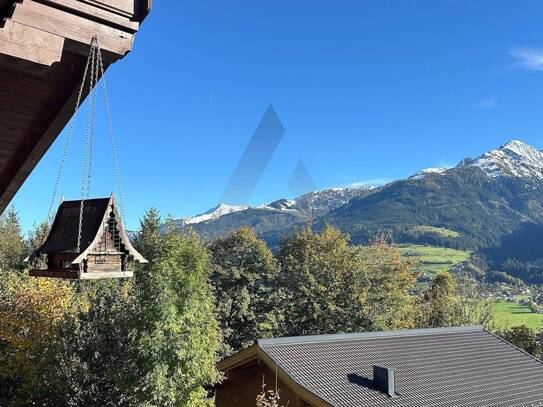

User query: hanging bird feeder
[27,37,147,279]
[29,194,146,279]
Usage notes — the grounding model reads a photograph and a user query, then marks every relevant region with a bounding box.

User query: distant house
[216,326,543,407]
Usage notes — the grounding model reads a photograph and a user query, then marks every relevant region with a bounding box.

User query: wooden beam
[10,0,134,58]
[36,0,140,32]
[29,269,134,279]
[0,0,149,214]
[136,0,151,22]
[0,53,88,213]
[87,0,135,17]
[0,20,64,66]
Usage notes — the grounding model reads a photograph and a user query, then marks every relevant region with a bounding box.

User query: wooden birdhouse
[29,194,147,279]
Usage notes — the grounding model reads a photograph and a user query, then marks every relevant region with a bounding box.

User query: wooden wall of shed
[87,253,123,272]
[216,360,312,407]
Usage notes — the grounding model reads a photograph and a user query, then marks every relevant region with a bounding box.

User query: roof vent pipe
[373,365,396,397]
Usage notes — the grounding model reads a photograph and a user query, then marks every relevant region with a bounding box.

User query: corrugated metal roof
[258,326,543,407]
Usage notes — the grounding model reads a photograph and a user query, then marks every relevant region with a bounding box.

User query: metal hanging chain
[77,38,99,253]
[96,38,126,223]
[47,36,124,254]
[85,44,99,200]
[46,42,94,222]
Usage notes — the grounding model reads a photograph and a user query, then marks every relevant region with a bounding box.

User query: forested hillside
[173,140,543,284]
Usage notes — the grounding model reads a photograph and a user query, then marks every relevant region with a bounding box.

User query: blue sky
[11,0,543,232]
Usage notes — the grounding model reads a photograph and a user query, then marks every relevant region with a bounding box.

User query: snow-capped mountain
[408,140,543,180]
[177,140,543,233]
[289,187,374,218]
[168,139,543,268]
[183,203,250,225]
[458,140,543,179]
[176,187,373,226]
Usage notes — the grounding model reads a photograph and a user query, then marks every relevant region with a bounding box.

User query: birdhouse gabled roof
[40,197,111,254]
[37,195,147,264]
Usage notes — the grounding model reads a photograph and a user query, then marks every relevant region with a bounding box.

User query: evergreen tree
[133,207,163,262]
[208,227,279,356]
[0,207,25,273]
[25,220,50,255]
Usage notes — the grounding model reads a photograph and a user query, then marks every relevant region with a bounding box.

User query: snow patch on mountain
[258,199,298,211]
[177,185,374,226]
[409,167,449,180]
[183,203,250,224]
[292,186,373,218]
[457,140,543,179]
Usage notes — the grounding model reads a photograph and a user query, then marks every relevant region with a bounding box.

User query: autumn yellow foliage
[0,272,76,379]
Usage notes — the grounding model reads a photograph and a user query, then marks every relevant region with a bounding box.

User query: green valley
[492,301,543,331]
[397,244,471,282]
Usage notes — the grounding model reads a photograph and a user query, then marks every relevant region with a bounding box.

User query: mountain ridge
[177,139,543,226]
[172,140,543,271]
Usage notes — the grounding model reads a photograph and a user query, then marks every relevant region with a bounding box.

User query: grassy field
[397,244,471,281]
[410,225,461,238]
[492,300,543,331]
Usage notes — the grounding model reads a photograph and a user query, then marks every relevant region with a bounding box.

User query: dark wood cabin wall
[49,253,78,271]
[216,361,306,407]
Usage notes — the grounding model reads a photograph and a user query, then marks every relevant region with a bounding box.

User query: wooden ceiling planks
[0,0,150,214]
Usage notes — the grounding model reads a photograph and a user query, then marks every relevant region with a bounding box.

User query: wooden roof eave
[217,345,334,407]
[72,194,147,265]
[0,0,151,215]
[217,345,260,372]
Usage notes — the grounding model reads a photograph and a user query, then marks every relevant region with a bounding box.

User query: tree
[0,272,77,405]
[276,226,418,336]
[0,208,25,273]
[356,236,418,330]
[24,220,51,270]
[418,272,459,327]
[133,207,163,262]
[134,231,220,406]
[25,220,50,255]
[209,227,279,356]
[56,280,140,407]
[417,272,492,328]
[500,325,541,358]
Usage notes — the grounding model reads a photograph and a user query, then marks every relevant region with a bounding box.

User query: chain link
[86,44,98,200]
[96,39,126,224]
[47,36,125,259]
[47,44,94,222]
[77,38,98,253]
